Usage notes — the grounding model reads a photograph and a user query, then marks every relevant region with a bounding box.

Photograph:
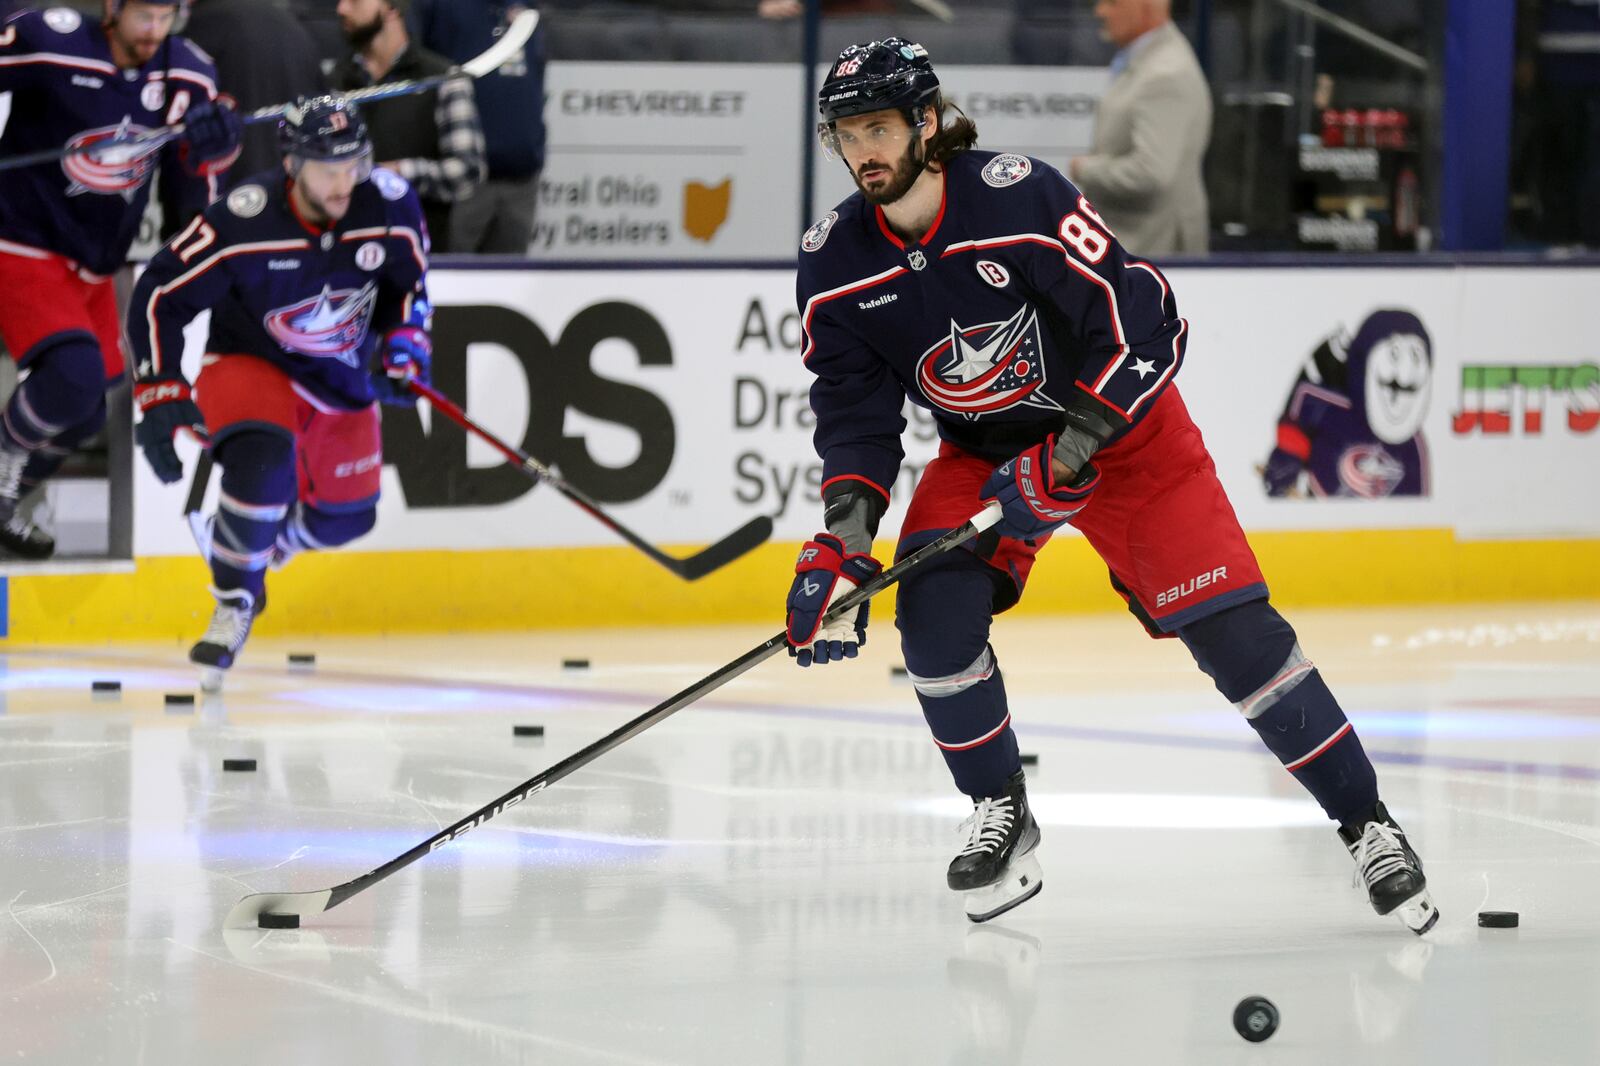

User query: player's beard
[850,137,926,206]
[106,20,164,67]
[341,12,384,50]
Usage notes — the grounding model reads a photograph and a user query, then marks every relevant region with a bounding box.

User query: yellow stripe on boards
[3,529,1598,643]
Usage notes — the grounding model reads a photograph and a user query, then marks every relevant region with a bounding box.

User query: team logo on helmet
[915,304,1061,420]
[62,119,162,200]
[262,283,378,366]
[1335,443,1407,498]
[801,211,838,253]
[981,154,1032,188]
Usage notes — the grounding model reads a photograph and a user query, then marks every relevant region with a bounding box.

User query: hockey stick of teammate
[409,379,773,581]
[0,11,539,174]
[222,500,1003,929]
[182,450,215,557]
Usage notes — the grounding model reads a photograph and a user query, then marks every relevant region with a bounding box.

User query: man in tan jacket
[1071,0,1212,256]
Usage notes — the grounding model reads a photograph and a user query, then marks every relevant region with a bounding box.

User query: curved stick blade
[224,889,333,929]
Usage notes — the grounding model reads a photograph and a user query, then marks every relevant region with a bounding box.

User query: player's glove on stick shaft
[982,434,1100,541]
[178,96,243,177]
[785,533,883,667]
[372,327,432,407]
[133,378,207,484]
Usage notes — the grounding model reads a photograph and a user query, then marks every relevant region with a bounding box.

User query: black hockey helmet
[278,95,373,179]
[818,38,940,124]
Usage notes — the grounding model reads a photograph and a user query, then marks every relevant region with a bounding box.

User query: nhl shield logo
[915,304,1062,420]
[683,179,732,242]
[907,250,927,271]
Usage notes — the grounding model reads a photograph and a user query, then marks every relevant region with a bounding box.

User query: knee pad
[1178,600,1304,711]
[895,553,997,689]
[215,430,296,502]
[4,337,105,448]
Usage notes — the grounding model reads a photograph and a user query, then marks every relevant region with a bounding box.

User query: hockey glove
[785,533,882,667]
[134,378,207,484]
[371,327,432,407]
[1262,422,1310,497]
[178,96,243,177]
[981,435,1100,542]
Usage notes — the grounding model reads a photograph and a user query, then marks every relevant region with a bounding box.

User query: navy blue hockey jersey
[128,167,431,411]
[0,6,221,275]
[797,149,1189,505]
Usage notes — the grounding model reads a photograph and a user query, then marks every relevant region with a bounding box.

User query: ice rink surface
[2,602,1598,1065]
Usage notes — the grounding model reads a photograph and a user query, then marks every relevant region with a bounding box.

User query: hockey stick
[182,449,214,557]
[0,10,538,174]
[222,500,1002,929]
[410,379,773,581]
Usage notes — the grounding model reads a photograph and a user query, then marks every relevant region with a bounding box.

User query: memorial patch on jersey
[373,169,409,202]
[263,283,379,367]
[140,81,166,112]
[976,260,1011,288]
[227,184,267,218]
[981,154,1032,188]
[914,303,1061,420]
[62,120,161,199]
[801,211,838,253]
[44,7,82,33]
[356,241,386,271]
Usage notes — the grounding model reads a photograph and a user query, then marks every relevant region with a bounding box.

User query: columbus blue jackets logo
[915,304,1061,419]
[262,283,379,367]
[62,119,162,199]
[1334,443,1407,498]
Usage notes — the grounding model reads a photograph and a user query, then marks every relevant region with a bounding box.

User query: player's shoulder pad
[371,167,413,204]
[166,36,220,86]
[12,7,87,45]
[958,149,1043,193]
[797,195,871,285]
[223,183,271,221]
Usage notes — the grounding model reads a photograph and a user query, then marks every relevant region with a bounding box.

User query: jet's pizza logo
[63,119,162,199]
[915,304,1061,420]
[263,283,379,366]
[1452,363,1599,435]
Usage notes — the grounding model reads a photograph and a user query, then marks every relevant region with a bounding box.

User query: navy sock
[210,431,296,599]
[278,501,376,554]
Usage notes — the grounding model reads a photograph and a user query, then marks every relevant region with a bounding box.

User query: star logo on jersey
[915,304,1061,420]
[262,283,379,367]
[62,118,162,200]
[1130,357,1157,379]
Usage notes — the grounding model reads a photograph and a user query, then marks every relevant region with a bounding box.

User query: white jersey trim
[144,239,311,375]
[0,51,117,77]
[799,264,908,364]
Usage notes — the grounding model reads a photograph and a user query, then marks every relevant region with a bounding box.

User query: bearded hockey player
[128,95,432,690]
[0,0,241,558]
[785,38,1438,933]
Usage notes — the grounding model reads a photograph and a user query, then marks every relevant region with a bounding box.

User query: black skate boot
[1339,801,1439,936]
[190,587,259,692]
[0,511,55,560]
[948,769,1043,923]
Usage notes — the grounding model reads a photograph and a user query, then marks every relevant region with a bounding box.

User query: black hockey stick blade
[221,502,1002,928]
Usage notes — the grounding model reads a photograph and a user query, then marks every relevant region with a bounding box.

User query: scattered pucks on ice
[1478,910,1519,929]
[1232,996,1279,1042]
[258,912,299,929]
[288,653,316,667]
[222,758,257,772]
[890,665,909,679]
[1019,753,1039,766]
[91,679,122,693]
[513,724,545,738]
[165,693,196,706]
[562,658,590,671]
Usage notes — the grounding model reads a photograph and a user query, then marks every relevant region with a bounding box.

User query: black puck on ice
[222,758,257,772]
[1478,910,1520,928]
[91,680,121,693]
[258,912,299,929]
[164,693,195,706]
[890,665,909,679]
[288,653,316,667]
[1019,753,1039,767]
[1232,996,1279,1042]
[561,658,590,671]
[513,724,545,738]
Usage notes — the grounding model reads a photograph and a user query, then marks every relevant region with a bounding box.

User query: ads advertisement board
[134,265,1600,557]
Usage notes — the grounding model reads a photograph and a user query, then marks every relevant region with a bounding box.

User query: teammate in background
[786,39,1438,932]
[128,96,432,690]
[0,0,241,558]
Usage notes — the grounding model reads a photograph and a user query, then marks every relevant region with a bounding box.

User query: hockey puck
[258,912,299,929]
[1478,910,1520,929]
[890,665,909,679]
[91,680,121,694]
[287,653,316,667]
[222,758,257,772]
[1232,996,1279,1042]
[164,693,195,706]
[562,658,590,671]
[513,724,545,738]
[1019,753,1039,767]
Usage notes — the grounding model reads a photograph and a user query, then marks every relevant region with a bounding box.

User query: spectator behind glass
[412,0,545,254]
[185,0,328,187]
[332,0,486,245]
[1071,0,1212,256]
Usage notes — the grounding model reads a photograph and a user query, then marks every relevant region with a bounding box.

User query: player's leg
[272,400,382,567]
[896,446,1044,922]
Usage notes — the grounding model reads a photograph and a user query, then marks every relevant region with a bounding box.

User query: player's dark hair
[923,96,978,171]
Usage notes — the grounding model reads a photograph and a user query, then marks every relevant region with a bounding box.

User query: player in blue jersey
[128,95,433,690]
[0,1,241,558]
[784,38,1437,932]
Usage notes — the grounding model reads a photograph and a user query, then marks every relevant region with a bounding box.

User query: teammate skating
[129,95,433,690]
[0,0,241,558]
[785,38,1437,932]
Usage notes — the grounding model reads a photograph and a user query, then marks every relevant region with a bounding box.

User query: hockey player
[786,39,1438,932]
[127,95,432,690]
[0,0,242,558]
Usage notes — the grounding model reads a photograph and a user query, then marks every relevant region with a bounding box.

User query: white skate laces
[0,447,27,505]
[1349,820,1410,889]
[201,599,254,653]
[958,796,1017,858]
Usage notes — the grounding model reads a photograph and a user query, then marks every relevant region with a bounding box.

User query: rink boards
[5,261,1598,640]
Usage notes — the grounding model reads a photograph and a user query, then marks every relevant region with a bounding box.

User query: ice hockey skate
[190,587,259,692]
[1340,801,1439,935]
[948,769,1043,923]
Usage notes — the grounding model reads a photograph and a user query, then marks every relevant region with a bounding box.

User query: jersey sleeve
[127,206,236,382]
[157,51,227,239]
[371,171,432,336]
[1023,162,1188,431]
[0,12,49,93]
[798,264,906,509]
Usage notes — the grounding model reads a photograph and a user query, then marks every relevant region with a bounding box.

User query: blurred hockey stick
[0,10,538,174]
[222,501,1003,929]
[410,379,773,581]
[182,449,214,557]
